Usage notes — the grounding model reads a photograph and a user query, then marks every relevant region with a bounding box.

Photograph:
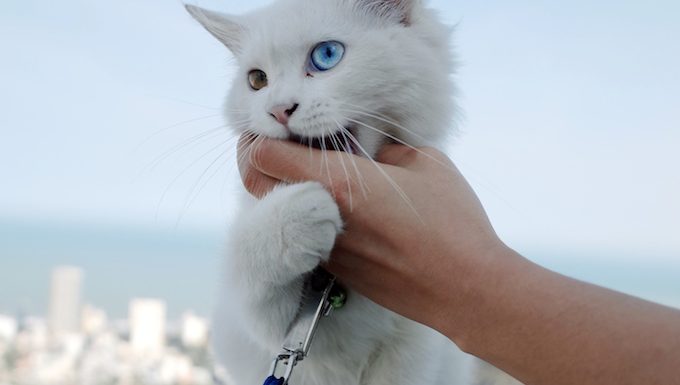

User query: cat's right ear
[185,5,245,54]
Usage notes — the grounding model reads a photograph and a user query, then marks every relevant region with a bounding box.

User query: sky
[1,0,679,317]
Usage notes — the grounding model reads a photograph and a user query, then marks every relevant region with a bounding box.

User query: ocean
[1,218,679,319]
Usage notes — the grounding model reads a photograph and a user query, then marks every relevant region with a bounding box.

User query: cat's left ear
[355,0,418,26]
[185,5,246,54]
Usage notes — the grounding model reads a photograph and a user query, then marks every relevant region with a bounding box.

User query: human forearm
[444,245,680,385]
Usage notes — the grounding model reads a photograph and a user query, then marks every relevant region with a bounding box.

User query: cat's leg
[226,181,343,350]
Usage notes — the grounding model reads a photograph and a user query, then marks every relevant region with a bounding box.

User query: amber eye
[248,69,268,91]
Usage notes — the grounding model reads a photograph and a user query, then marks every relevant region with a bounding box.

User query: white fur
[187,0,521,384]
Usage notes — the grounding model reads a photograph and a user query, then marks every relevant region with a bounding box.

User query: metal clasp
[265,351,301,385]
[281,275,336,357]
[263,269,347,385]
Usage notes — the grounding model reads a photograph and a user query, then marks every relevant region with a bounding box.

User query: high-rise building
[129,298,166,356]
[181,311,209,348]
[81,304,107,336]
[0,314,17,341]
[47,266,83,336]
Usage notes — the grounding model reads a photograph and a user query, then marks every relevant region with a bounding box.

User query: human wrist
[434,242,530,350]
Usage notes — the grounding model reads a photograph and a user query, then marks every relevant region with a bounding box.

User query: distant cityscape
[0,266,218,385]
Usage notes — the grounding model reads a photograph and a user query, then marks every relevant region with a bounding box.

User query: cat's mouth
[288,129,357,155]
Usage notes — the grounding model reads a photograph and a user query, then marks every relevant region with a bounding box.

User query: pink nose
[269,103,299,126]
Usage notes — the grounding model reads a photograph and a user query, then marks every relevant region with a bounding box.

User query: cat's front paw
[275,182,342,271]
[240,181,342,279]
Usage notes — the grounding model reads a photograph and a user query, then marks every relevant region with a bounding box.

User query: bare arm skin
[238,137,680,385]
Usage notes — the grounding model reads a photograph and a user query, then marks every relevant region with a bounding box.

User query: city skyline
[1,265,211,329]
[0,218,220,319]
[0,266,214,385]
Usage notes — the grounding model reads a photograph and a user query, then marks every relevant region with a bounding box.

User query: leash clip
[262,269,347,385]
[263,351,301,385]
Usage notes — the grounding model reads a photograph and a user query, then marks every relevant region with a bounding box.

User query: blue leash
[263,376,285,385]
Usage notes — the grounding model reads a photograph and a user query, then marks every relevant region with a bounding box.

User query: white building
[181,311,209,348]
[48,266,83,336]
[15,317,48,353]
[129,299,166,356]
[0,314,17,341]
[81,305,107,336]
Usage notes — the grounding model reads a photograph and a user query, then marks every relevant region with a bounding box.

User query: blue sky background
[1,0,679,318]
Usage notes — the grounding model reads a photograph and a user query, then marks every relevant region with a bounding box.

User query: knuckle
[249,140,270,170]
[419,146,440,157]
[330,178,355,209]
[242,168,261,195]
[420,146,451,164]
[399,147,421,162]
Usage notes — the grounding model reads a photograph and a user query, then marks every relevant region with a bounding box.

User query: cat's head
[187,0,455,157]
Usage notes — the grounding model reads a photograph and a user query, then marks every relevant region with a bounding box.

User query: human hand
[237,136,507,334]
[238,136,680,385]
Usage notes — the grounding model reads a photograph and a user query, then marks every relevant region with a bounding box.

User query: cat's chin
[288,127,358,155]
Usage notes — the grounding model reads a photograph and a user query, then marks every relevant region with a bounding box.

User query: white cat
[186,1,520,384]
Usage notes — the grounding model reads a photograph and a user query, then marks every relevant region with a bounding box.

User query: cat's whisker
[176,146,231,228]
[156,135,237,222]
[142,116,252,176]
[328,131,354,212]
[340,102,429,142]
[237,135,269,179]
[307,139,315,170]
[332,119,370,199]
[235,132,262,175]
[175,131,254,225]
[342,117,451,171]
[155,96,221,111]
[138,126,229,180]
[249,134,268,160]
[320,135,335,199]
[235,130,259,167]
[338,108,427,145]
[135,113,224,153]
[138,115,250,174]
[225,116,255,127]
[338,126,423,222]
[234,132,258,169]
[337,101,389,116]
[225,118,255,130]
[338,102,430,143]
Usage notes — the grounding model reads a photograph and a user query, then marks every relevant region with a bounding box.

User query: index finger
[237,134,283,198]
[249,138,368,186]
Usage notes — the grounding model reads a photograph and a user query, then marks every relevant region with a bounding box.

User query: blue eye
[310,41,345,72]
